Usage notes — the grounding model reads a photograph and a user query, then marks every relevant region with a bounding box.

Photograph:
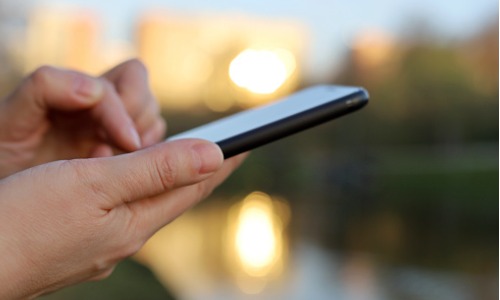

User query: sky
[35,0,498,80]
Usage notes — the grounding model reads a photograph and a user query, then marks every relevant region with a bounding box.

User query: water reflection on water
[145,239,496,300]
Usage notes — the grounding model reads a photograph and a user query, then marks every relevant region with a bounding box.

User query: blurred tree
[462,17,499,95]
[292,18,500,275]
[335,19,499,146]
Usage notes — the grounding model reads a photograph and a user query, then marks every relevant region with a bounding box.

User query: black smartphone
[168,85,369,158]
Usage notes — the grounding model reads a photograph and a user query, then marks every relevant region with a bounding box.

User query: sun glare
[234,192,281,277]
[229,49,295,94]
[236,206,276,270]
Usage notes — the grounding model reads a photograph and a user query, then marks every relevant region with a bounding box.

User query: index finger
[102,59,166,146]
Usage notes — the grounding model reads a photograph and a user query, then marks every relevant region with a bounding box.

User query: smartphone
[168,85,369,158]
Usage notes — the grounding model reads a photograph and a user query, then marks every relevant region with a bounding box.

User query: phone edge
[218,88,369,158]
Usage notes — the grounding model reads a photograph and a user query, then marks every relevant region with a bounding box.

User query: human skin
[0,138,244,299]
[0,59,166,179]
[0,60,246,299]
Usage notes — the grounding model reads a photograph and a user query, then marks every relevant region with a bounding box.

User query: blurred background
[0,0,497,299]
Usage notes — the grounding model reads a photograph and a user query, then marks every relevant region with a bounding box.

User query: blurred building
[136,11,307,111]
[24,7,103,74]
[23,7,134,75]
[21,7,307,112]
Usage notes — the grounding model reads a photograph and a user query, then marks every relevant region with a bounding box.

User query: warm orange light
[226,192,290,294]
[229,49,296,94]
[235,197,277,274]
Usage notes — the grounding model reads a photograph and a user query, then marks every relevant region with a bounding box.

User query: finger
[89,144,114,158]
[0,66,103,137]
[134,99,161,136]
[140,118,167,147]
[91,81,141,151]
[102,59,164,147]
[129,153,248,236]
[101,59,159,122]
[82,139,224,209]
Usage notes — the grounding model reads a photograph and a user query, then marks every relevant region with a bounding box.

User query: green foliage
[39,259,175,300]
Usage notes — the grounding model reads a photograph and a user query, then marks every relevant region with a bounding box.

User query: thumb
[79,139,223,209]
[0,66,103,135]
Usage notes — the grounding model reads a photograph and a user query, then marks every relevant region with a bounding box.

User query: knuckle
[152,154,179,191]
[61,159,108,198]
[126,58,148,75]
[60,159,89,180]
[29,65,55,87]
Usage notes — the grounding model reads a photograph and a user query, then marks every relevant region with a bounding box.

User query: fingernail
[129,126,142,149]
[191,142,223,174]
[74,75,103,101]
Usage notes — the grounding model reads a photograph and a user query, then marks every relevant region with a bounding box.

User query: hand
[0,139,246,299]
[0,59,166,178]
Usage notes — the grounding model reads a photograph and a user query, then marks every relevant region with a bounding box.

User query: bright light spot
[229,49,295,94]
[236,207,275,269]
[235,192,279,276]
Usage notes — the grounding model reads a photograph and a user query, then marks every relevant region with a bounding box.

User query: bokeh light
[235,192,279,275]
[0,1,496,299]
[229,48,296,94]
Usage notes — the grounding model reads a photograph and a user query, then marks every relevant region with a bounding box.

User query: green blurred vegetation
[155,22,499,300]
[6,12,498,300]
[204,19,499,278]
[39,259,174,300]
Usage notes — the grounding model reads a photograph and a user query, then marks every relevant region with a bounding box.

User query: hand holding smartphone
[168,85,369,158]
